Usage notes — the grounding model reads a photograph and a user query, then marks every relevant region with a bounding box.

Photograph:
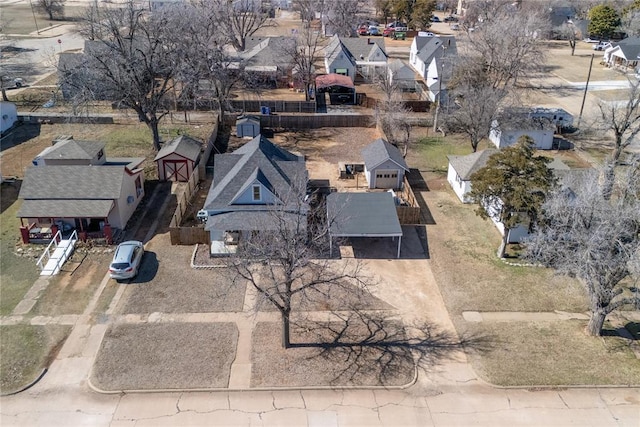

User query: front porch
[19,216,115,245]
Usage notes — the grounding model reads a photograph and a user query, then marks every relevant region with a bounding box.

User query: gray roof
[203,135,307,213]
[447,149,498,181]
[236,115,260,125]
[204,210,303,232]
[327,192,402,237]
[239,36,296,69]
[325,36,358,67]
[388,59,416,81]
[105,157,145,170]
[414,36,457,64]
[339,37,387,62]
[614,37,640,61]
[17,199,114,218]
[19,166,126,200]
[361,138,409,171]
[38,139,105,160]
[154,135,202,162]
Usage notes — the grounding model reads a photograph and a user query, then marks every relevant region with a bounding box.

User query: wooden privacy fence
[396,176,421,224]
[260,114,374,129]
[357,94,431,112]
[169,168,210,245]
[230,100,316,114]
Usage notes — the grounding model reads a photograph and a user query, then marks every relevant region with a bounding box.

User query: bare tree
[373,71,411,156]
[461,5,549,89]
[212,0,271,52]
[280,25,323,101]
[444,77,507,152]
[294,0,325,21]
[324,0,363,37]
[226,188,373,349]
[525,161,640,336]
[597,79,640,163]
[557,22,579,56]
[34,0,65,20]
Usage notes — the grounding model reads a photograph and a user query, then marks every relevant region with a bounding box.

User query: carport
[326,192,403,258]
[315,74,356,105]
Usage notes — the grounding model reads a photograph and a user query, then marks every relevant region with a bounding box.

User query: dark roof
[17,199,114,218]
[236,115,260,125]
[361,138,409,171]
[204,210,303,231]
[203,135,306,213]
[327,192,402,237]
[324,36,357,68]
[447,149,498,180]
[38,139,105,160]
[339,37,387,62]
[316,73,355,89]
[19,166,126,200]
[154,135,202,162]
[613,37,640,61]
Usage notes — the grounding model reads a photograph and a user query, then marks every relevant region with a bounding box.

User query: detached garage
[236,115,261,138]
[154,135,202,182]
[362,138,409,189]
[327,192,403,259]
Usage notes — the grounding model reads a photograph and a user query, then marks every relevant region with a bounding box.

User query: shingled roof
[154,135,202,162]
[203,135,306,214]
[447,149,499,181]
[39,139,105,160]
[361,138,409,171]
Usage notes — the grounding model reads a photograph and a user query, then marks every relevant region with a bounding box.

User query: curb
[0,368,48,397]
[190,244,226,269]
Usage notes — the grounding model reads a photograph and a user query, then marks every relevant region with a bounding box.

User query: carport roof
[327,192,402,237]
[315,74,355,90]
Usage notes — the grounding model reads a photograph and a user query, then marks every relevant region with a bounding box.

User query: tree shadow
[288,310,492,386]
[0,180,21,214]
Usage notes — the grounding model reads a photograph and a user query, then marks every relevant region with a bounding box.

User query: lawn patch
[462,320,640,386]
[0,325,70,394]
[91,322,237,390]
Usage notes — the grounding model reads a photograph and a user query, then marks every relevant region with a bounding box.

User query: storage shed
[154,135,202,182]
[236,116,261,138]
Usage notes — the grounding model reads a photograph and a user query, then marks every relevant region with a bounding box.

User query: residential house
[200,135,308,255]
[387,59,418,92]
[238,36,297,88]
[409,36,457,102]
[154,135,202,182]
[1,101,18,134]
[339,36,388,80]
[361,138,409,189]
[18,139,145,243]
[603,37,640,72]
[447,149,570,243]
[489,114,556,150]
[324,36,358,82]
[447,149,498,203]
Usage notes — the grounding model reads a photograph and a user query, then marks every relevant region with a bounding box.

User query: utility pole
[577,53,595,129]
[29,0,40,35]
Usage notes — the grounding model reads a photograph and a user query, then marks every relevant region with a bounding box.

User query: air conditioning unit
[196,210,209,222]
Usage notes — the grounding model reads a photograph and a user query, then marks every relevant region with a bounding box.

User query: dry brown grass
[462,320,640,386]
[91,323,238,390]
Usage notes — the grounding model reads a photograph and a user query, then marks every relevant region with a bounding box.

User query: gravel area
[91,323,237,391]
[118,234,246,314]
[251,321,414,387]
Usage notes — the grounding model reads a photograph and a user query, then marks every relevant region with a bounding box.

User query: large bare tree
[34,0,65,20]
[373,71,411,156]
[597,79,640,163]
[324,0,363,37]
[525,161,640,336]
[67,1,185,151]
[280,25,323,101]
[212,0,271,52]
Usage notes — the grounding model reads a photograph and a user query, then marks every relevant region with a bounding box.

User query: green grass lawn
[0,325,70,393]
[406,133,494,174]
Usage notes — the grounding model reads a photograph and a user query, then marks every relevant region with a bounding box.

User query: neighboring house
[1,101,18,133]
[324,36,358,81]
[387,59,418,92]
[237,36,296,88]
[236,115,261,138]
[447,149,498,203]
[338,36,388,80]
[603,37,640,71]
[447,150,570,243]
[361,138,409,189]
[154,135,202,182]
[18,139,145,243]
[409,36,457,102]
[201,135,308,255]
[489,116,556,150]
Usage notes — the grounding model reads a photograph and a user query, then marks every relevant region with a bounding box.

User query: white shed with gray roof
[361,138,409,189]
[327,192,403,258]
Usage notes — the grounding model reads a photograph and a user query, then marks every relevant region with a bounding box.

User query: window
[252,185,261,201]
[135,176,143,197]
[335,68,348,76]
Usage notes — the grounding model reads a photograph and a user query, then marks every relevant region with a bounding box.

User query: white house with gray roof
[447,149,498,203]
[18,141,145,243]
[338,36,388,79]
[409,36,457,101]
[201,135,307,255]
[324,36,358,82]
[361,138,409,189]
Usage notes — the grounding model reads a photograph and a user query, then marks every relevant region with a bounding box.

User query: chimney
[367,37,372,44]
